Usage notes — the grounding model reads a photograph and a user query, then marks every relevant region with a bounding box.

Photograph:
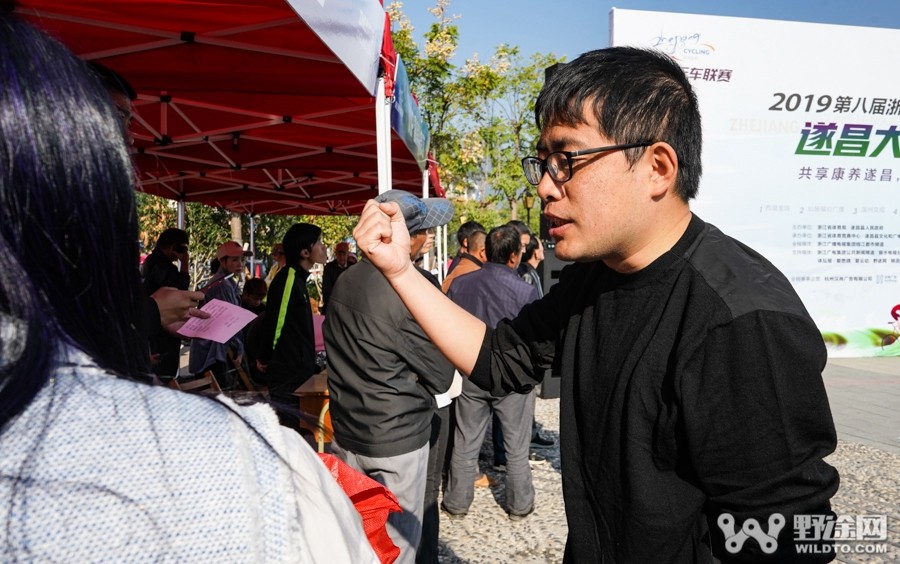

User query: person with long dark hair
[0,7,376,561]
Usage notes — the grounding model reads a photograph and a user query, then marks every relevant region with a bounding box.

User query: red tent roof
[18,0,442,216]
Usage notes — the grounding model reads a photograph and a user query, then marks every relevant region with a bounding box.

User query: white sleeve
[278,427,380,564]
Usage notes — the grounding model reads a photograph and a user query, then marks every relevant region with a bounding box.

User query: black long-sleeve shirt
[141,251,190,294]
[258,266,315,396]
[320,260,350,314]
[470,215,839,563]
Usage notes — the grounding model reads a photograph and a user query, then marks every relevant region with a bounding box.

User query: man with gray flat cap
[324,190,455,564]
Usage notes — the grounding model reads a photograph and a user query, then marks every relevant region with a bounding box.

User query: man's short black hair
[456,220,486,247]
[506,220,531,237]
[522,236,540,262]
[154,228,188,250]
[535,47,702,201]
[485,225,522,265]
[242,277,268,299]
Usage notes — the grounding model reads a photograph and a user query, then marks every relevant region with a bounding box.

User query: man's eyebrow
[536,136,577,153]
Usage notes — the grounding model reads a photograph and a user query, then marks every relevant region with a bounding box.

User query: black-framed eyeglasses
[521,141,653,186]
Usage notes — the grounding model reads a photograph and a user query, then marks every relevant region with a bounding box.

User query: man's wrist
[386,259,417,285]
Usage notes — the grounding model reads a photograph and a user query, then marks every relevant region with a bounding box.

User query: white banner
[611,9,900,357]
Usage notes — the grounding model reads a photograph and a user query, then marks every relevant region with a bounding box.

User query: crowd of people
[1,3,842,563]
[0,7,377,562]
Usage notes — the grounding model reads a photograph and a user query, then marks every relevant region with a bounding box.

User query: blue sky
[402,0,900,63]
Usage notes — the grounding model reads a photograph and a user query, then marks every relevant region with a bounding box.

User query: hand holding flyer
[177,298,257,344]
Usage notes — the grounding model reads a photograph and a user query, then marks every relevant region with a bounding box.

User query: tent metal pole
[375,76,391,194]
[249,214,256,277]
[177,200,185,230]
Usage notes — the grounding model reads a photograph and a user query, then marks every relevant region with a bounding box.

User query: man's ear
[646,142,678,199]
[300,248,310,258]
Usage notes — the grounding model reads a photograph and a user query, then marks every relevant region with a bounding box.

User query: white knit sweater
[0,348,377,563]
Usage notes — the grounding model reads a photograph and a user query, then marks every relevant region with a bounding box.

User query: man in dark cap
[324,190,454,564]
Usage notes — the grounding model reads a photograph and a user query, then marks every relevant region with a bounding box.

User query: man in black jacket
[141,228,192,379]
[324,190,454,564]
[352,48,839,563]
[320,241,352,314]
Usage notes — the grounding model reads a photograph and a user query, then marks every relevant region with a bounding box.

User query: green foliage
[388,0,563,224]
[183,202,232,288]
[137,193,359,288]
[248,213,356,255]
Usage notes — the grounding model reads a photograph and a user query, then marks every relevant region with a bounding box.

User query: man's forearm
[387,262,486,376]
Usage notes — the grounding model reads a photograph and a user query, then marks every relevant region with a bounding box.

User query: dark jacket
[141,250,190,378]
[448,263,539,328]
[518,262,543,298]
[324,259,454,458]
[141,250,190,294]
[321,259,351,314]
[258,266,316,397]
[470,215,839,563]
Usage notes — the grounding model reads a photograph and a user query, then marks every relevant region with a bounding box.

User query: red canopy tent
[17,0,441,216]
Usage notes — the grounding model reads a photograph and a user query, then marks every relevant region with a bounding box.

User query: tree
[138,0,560,269]
[387,0,563,246]
[137,192,358,288]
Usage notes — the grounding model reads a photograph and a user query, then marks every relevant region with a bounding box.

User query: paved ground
[824,358,900,454]
[436,358,900,563]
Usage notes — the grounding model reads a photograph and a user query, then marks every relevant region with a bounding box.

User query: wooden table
[293,371,332,452]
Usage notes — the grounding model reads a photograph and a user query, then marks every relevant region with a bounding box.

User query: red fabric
[318,453,401,564]
[380,12,396,98]
[427,156,444,196]
[18,0,441,215]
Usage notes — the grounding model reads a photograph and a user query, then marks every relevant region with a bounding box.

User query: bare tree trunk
[230,212,243,244]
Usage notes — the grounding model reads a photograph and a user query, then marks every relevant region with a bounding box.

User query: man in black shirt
[141,228,192,379]
[321,241,352,313]
[352,47,838,563]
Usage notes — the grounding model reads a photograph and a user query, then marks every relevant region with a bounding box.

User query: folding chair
[228,350,268,395]
[168,371,222,394]
[316,401,332,453]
